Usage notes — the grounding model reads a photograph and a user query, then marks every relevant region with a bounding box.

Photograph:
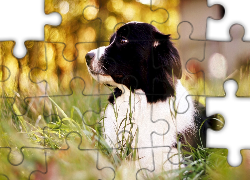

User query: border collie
[85,22,207,174]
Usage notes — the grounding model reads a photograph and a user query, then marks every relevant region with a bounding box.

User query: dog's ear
[153,31,182,79]
[144,31,182,103]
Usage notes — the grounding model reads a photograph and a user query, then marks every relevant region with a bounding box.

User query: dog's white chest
[103,81,196,172]
[104,81,196,147]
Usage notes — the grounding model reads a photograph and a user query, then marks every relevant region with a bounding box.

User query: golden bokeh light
[105,16,117,30]
[83,6,98,20]
[123,4,136,21]
[59,1,69,15]
[111,0,123,12]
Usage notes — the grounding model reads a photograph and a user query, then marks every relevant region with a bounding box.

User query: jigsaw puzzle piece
[31,131,115,180]
[221,25,250,96]
[186,24,250,96]
[174,22,206,66]
[178,0,224,40]
[206,79,250,167]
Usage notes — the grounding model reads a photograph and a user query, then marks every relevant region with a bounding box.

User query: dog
[85,22,208,174]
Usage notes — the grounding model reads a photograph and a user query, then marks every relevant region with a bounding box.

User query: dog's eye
[120,37,128,44]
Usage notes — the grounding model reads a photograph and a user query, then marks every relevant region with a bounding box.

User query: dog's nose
[85,52,95,65]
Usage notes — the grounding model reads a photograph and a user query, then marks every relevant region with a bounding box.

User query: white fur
[103,80,196,174]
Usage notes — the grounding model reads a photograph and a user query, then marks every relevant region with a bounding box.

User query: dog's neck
[108,80,189,111]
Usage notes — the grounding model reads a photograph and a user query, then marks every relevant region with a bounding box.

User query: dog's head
[86,22,181,103]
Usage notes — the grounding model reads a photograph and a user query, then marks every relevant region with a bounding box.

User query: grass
[1,72,250,179]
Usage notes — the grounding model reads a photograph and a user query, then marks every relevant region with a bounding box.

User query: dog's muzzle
[85,52,95,65]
